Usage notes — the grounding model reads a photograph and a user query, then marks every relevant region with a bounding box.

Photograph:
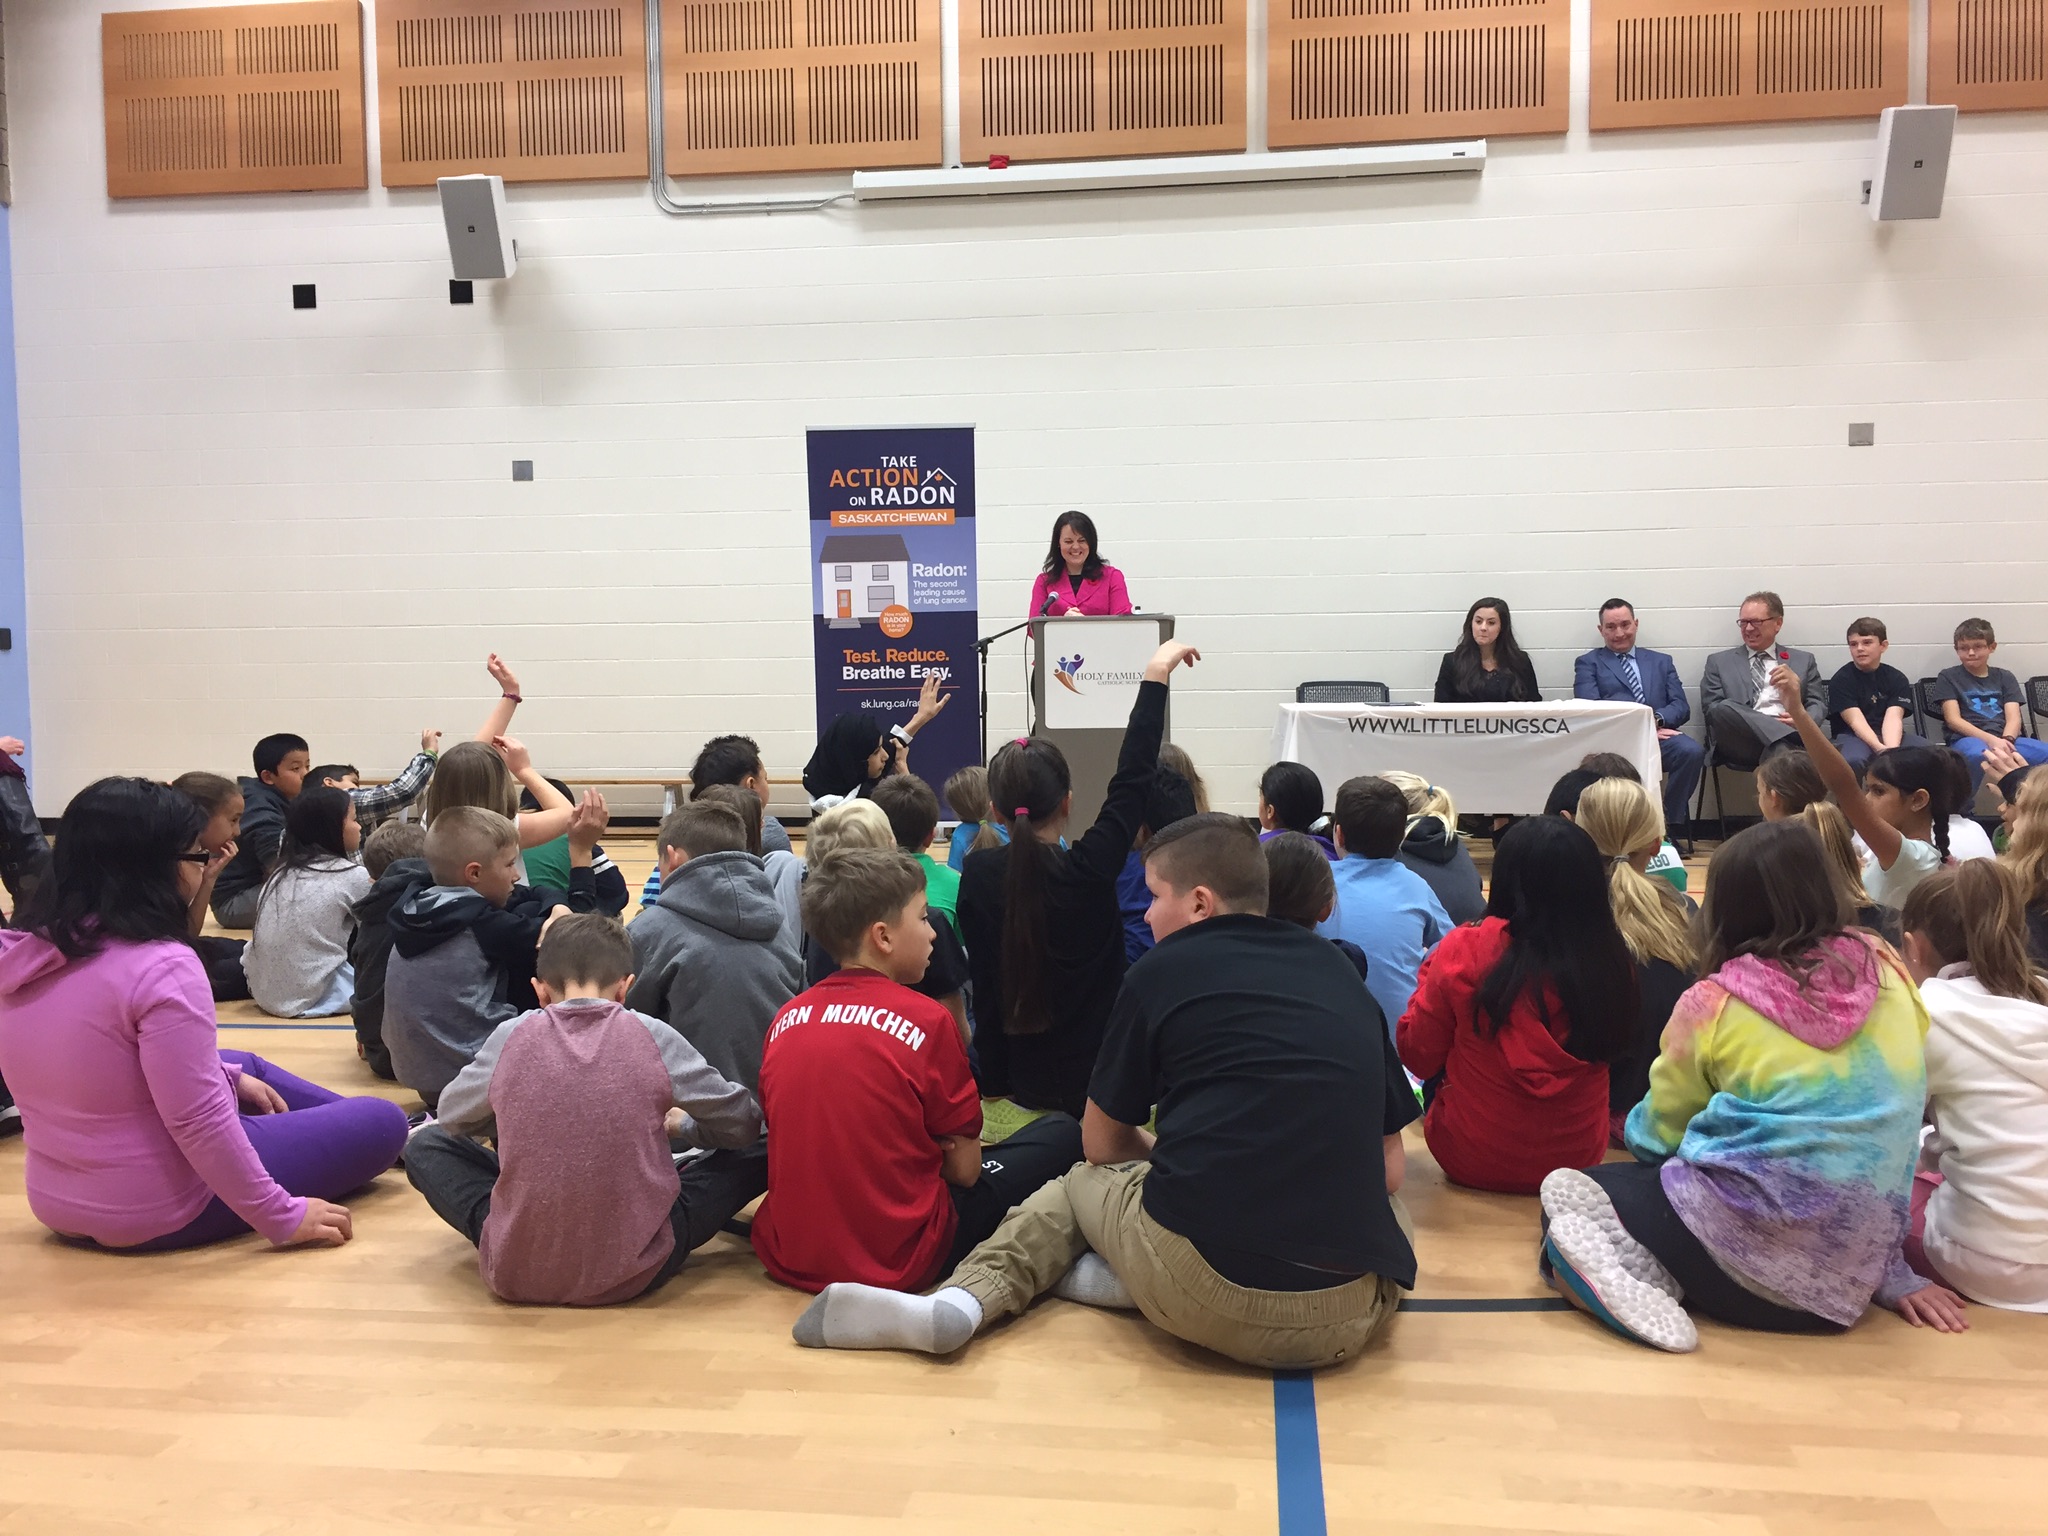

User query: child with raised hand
[958,640,1202,1118]
[420,737,594,854]
[1397,815,1635,1195]
[171,771,252,1001]
[0,777,406,1252]
[406,913,767,1307]
[1799,801,1897,942]
[753,848,1081,1295]
[245,787,370,1019]
[312,727,442,832]
[1539,819,1963,1353]
[1899,862,2048,1312]
[943,765,1007,871]
[1775,662,1956,908]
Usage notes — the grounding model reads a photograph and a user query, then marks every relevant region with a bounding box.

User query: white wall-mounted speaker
[1869,106,1957,223]
[438,175,517,279]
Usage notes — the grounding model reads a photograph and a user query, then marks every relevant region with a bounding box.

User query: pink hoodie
[0,931,304,1246]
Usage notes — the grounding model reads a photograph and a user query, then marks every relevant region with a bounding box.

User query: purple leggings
[126,1051,410,1252]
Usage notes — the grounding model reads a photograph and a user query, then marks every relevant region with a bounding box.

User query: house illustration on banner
[820,533,911,630]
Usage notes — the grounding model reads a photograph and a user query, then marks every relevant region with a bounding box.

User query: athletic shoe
[1540,1167,1684,1300]
[0,1101,20,1139]
[1544,1214,1698,1353]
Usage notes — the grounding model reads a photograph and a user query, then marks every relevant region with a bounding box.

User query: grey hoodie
[626,849,801,1091]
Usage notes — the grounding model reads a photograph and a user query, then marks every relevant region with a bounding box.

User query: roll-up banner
[806,427,979,801]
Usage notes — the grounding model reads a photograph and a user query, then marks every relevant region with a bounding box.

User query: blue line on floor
[1273,1372,1327,1536]
[1400,1296,1571,1312]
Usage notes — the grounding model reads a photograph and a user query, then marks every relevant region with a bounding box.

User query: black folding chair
[1295,681,1391,704]
[1913,677,1946,742]
[2025,676,2048,739]
[1691,717,1760,846]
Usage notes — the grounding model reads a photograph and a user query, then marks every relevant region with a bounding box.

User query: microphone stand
[975,614,1042,763]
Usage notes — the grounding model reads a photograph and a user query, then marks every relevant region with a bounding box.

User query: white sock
[1051,1251,1135,1310]
[792,1283,983,1353]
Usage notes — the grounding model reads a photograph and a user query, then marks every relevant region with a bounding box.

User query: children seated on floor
[0,777,405,1252]
[1800,801,1900,943]
[958,640,1201,1120]
[1397,815,1632,1195]
[245,787,369,1019]
[624,800,802,1093]
[803,675,952,811]
[172,770,252,1002]
[384,804,599,1110]
[943,765,1007,871]
[518,776,630,914]
[1257,761,1334,858]
[1899,862,2048,1313]
[752,847,1083,1295]
[1754,749,1826,821]
[1540,819,1966,1352]
[209,733,310,930]
[1381,771,1485,923]
[1318,775,1453,1037]
[794,813,1419,1367]
[694,783,804,948]
[419,738,593,858]
[348,820,429,1080]
[405,913,768,1307]
[689,733,794,856]
[1572,753,1689,896]
[2003,768,2048,962]
[1116,765,1199,965]
[311,725,440,831]
[869,774,961,937]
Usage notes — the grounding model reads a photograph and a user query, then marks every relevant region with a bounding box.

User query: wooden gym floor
[3,835,2045,1535]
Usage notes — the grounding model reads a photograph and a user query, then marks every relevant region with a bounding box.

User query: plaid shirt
[351,750,435,826]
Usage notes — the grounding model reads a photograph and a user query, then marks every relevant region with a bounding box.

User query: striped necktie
[1621,653,1647,705]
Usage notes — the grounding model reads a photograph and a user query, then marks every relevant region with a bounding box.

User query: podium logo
[1054,654,1085,693]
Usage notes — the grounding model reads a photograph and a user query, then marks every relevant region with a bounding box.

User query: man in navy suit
[1573,598,1703,829]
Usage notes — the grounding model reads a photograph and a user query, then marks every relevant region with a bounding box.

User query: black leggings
[945,1112,1085,1271]
[1582,1160,1844,1335]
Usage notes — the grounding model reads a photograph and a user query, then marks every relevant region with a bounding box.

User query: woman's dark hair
[1449,596,1535,701]
[1259,760,1325,834]
[1264,831,1336,929]
[1478,816,1637,1062]
[1041,511,1104,582]
[1698,820,1850,977]
[273,786,355,881]
[803,713,887,801]
[988,735,1072,1036]
[14,777,205,959]
[1867,746,1962,862]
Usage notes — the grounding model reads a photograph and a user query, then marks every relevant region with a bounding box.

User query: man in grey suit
[1699,590,1828,767]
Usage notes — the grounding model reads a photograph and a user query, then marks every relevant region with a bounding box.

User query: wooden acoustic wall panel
[1931,0,2048,110]
[961,0,1247,164]
[375,1,649,185]
[1268,0,1568,148]
[102,3,367,196]
[662,0,941,173]
[1590,0,1906,127]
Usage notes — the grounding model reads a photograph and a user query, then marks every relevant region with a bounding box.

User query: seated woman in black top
[958,639,1201,1118]
[1434,597,1540,704]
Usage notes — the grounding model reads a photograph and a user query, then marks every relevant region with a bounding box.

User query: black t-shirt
[1827,662,1913,735]
[1088,913,1419,1290]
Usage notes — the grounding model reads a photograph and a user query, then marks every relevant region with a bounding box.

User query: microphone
[1039,590,1059,617]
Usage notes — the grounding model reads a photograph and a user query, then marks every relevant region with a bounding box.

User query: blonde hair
[1800,801,1875,914]
[1157,744,1210,814]
[2005,770,2048,909]
[806,798,894,866]
[1902,861,2048,1006]
[1380,770,1457,826]
[1576,777,1695,971]
[421,740,519,825]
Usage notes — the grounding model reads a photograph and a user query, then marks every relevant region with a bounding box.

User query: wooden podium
[1029,613,1175,828]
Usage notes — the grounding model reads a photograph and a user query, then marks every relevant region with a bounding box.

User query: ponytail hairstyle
[268,785,356,892]
[988,735,1072,1036]
[2005,768,2048,910]
[422,740,520,825]
[1478,816,1639,1062]
[1575,777,1696,972]
[943,765,1003,858]
[1756,750,1827,819]
[1867,746,1961,862]
[1157,744,1210,814]
[1901,861,2048,1005]
[1800,801,1875,915]
[1381,770,1458,840]
[1258,760,1325,834]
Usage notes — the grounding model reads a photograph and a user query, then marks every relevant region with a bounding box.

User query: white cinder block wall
[8,0,2048,813]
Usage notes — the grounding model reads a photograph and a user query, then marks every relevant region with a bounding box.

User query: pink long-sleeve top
[0,930,305,1246]
[1027,564,1133,617]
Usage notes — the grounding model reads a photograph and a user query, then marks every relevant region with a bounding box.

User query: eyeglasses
[1736,618,1773,629]
[176,852,212,867]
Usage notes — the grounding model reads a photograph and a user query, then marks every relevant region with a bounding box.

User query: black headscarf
[804,713,886,801]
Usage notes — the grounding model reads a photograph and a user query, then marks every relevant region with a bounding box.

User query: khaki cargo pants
[944,1160,1403,1370]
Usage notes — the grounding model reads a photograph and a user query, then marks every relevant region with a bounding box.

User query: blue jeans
[1837,731,1931,773]
[1954,734,2048,794]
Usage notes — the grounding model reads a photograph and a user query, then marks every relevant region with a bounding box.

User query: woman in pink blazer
[1027,511,1134,617]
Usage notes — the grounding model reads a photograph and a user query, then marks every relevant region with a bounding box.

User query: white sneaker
[1545,1214,1699,1353]
[1540,1167,1683,1300]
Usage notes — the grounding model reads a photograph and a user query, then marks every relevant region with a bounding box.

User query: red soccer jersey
[752,968,982,1292]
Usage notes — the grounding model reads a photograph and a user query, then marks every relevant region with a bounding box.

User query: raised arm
[1067,640,1198,882]
[891,673,953,779]
[1774,663,1901,870]
[474,654,523,743]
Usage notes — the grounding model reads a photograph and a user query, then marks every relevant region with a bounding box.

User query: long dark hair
[273,786,355,881]
[1698,820,1850,977]
[1867,745,1962,862]
[988,735,1072,1036]
[1450,596,1535,700]
[14,777,204,959]
[1259,760,1324,834]
[1041,511,1104,582]
[1478,816,1637,1062]
[804,713,887,801]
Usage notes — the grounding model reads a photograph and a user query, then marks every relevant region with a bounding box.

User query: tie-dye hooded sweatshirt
[1624,931,1931,1325]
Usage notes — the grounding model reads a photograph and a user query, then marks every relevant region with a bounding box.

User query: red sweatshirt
[1396,918,1610,1196]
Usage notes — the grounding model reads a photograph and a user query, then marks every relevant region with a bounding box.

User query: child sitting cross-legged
[753,847,1083,1295]
[405,913,767,1307]
[171,771,252,1002]
[348,820,429,1080]
[794,815,1418,1367]
[245,787,368,1019]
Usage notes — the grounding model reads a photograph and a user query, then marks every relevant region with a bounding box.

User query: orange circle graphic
[879,605,913,639]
